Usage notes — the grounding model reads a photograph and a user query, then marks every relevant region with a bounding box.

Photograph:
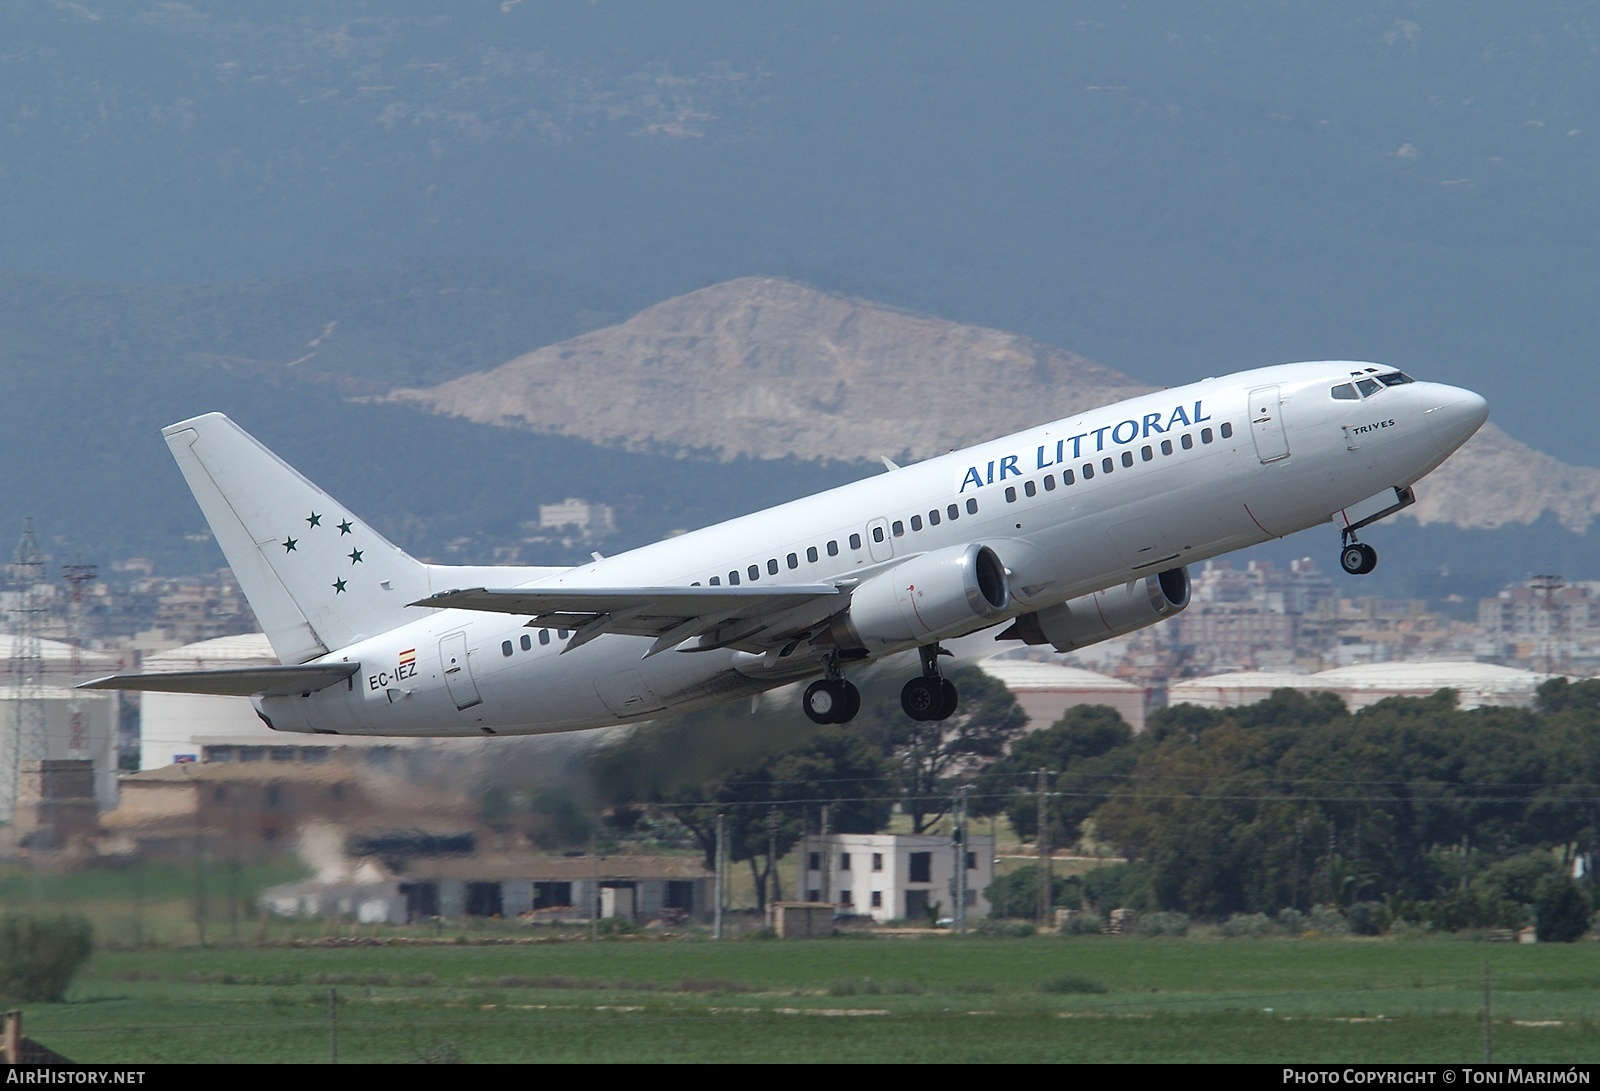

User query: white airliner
[84,362,1487,735]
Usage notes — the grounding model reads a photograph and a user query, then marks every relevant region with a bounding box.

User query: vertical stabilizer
[162,414,432,664]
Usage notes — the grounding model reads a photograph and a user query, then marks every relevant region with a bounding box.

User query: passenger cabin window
[787,553,798,569]
[1121,451,1134,468]
[1161,439,1174,456]
[966,498,978,514]
[928,509,941,526]
[709,576,721,586]
[728,571,740,585]
[1331,383,1359,400]
[1005,486,1017,503]
[1141,445,1153,461]
[807,546,819,563]
[1102,457,1114,474]
[910,514,923,531]
[1043,475,1056,490]
[947,504,960,521]
[872,526,884,543]
[849,533,862,550]
[1082,463,1094,479]
[1181,434,1194,450]
[748,565,760,581]
[1062,468,1075,484]
[539,629,550,645]
[1201,427,1214,443]
[520,634,531,651]
[891,520,904,537]
[502,640,513,657]
[1220,422,1234,439]
[768,558,779,575]
[1024,480,1037,497]
[827,540,839,556]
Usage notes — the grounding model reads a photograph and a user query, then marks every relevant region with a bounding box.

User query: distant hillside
[1,262,1596,594]
[389,277,1151,462]
[390,275,1599,539]
[1409,425,1600,535]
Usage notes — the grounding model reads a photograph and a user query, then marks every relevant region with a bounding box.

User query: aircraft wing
[78,662,361,698]
[413,584,845,656]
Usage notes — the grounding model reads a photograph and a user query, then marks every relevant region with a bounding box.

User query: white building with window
[797,832,994,923]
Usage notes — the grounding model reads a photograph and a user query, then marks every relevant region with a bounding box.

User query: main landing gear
[1339,530,1378,576]
[901,643,959,722]
[803,653,861,725]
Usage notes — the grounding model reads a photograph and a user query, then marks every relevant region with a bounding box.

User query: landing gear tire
[902,676,943,721]
[839,681,861,723]
[901,676,960,721]
[805,679,861,724]
[939,679,959,720]
[1340,542,1378,575]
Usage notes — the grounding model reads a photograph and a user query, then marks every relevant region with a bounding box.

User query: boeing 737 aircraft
[84,362,1487,736]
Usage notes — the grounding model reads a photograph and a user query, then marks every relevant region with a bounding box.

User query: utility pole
[951,785,969,935]
[714,812,726,940]
[1482,962,1492,1062]
[819,802,832,907]
[767,807,781,906]
[61,564,97,760]
[589,839,599,941]
[1531,574,1564,676]
[1036,768,1052,926]
[5,521,48,823]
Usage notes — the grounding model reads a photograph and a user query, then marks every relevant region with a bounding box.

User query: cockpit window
[1331,383,1359,400]
[1375,371,1414,386]
[1355,377,1382,397]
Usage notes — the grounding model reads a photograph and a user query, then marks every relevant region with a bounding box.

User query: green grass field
[11,935,1598,1063]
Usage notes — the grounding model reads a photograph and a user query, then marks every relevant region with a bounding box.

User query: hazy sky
[2,1,1596,462]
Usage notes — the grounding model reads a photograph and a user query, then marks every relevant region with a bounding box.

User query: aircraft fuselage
[255,361,1487,737]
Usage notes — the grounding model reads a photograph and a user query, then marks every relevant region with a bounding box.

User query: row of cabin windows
[696,498,982,587]
[1001,423,1234,504]
[502,627,572,656]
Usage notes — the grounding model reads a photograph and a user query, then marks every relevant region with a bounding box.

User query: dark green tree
[971,704,1140,845]
[853,663,1027,833]
[0,913,93,1003]
[1534,875,1591,942]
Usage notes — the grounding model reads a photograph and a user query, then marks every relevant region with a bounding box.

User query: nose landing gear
[901,643,959,722]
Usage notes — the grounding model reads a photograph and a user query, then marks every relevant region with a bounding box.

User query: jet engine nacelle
[1005,566,1190,652]
[830,543,1011,653]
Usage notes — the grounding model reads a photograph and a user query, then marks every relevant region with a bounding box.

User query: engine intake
[830,543,1011,653]
[1002,566,1189,652]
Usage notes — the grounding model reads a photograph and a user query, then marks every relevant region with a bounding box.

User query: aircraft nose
[1423,385,1489,455]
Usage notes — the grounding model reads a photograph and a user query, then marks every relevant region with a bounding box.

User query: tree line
[496,663,1600,937]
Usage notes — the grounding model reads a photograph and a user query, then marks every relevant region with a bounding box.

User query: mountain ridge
[390,276,1593,535]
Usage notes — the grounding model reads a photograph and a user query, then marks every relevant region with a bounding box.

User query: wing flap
[78,662,360,698]
[415,585,839,623]
[413,584,844,652]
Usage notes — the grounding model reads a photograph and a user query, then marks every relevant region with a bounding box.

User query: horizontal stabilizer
[78,662,360,698]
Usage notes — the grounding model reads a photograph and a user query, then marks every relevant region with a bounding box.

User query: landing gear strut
[1339,529,1378,576]
[803,652,861,725]
[901,643,959,722]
